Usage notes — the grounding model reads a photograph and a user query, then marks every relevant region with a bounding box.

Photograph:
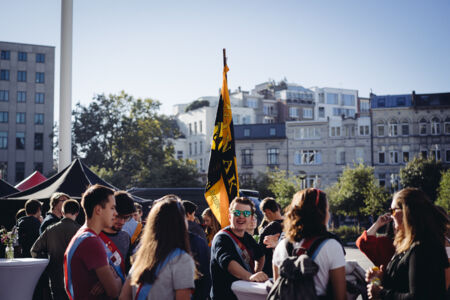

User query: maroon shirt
[67,228,109,299]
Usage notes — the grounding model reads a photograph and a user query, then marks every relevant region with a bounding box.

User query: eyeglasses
[232,210,252,218]
[389,207,402,215]
[116,214,132,222]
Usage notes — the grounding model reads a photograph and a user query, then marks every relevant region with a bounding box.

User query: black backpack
[267,236,333,300]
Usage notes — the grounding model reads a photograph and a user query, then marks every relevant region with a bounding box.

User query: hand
[375,213,392,227]
[263,233,281,249]
[248,271,268,282]
[90,281,105,296]
[365,265,385,283]
[367,282,383,299]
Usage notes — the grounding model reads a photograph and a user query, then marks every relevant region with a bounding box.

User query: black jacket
[40,213,60,234]
[18,216,41,257]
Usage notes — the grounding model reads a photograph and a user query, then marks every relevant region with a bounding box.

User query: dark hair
[15,208,26,222]
[49,192,69,211]
[182,200,197,215]
[25,199,42,215]
[81,184,114,219]
[114,191,136,215]
[131,195,190,286]
[229,197,256,215]
[134,202,143,212]
[260,197,280,212]
[62,199,80,215]
[284,188,327,242]
[393,188,448,253]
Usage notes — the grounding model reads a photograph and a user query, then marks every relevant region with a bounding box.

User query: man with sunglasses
[210,197,267,300]
[99,191,134,282]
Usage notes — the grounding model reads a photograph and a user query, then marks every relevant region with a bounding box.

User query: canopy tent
[0,158,147,229]
[0,178,19,197]
[15,171,47,191]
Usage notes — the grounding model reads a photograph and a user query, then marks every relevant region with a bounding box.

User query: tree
[399,156,443,202]
[72,91,201,189]
[327,163,389,219]
[239,171,275,200]
[267,169,303,208]
[436,169,450,213]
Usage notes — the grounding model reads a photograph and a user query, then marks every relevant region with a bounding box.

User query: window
[336,149,346,165]
[360,101,370,112]
[36,53,45,63]
[355,148,365,163]
[326,93,338,104]
[18,52,27,61]
[35,72,45,83]
[189,143,192,156]
[419,118,427,135]
[396,97,406,106]
[378,98,385,107]
[177,151,183,160]
[289,107,299,118]
[296,127,320,139]
[342,94,355,106]
[318,107,325,118]
[359,125,369,136]
[379,173,386,187]
[0,112,8,123]
[16,132,25,149]
[0,132,7,149]
[188,124,192,135]
[241,149,253,167]
[17,71,27,82]
[388,120,398,137]
[1,50,10,60]
[240,173,253,185]
[295,150,322,165]
[269,127,276,136]
[17,91,26,102]
[0,162,7,181]
[35,93,45,104]
[194,142,197,155]
[34,162,43,173]
[34,133,43,150]
[303,108,313,119]
[244,128,250,137]
[390,151,399,164]
[194,122,197,134]
[344,125,355,137]
[199,141,203,154]
[267,148,279,166]
[377,122,385,137]
[446,150,450,162]
[0,90,8,101]
[431,117,440,135]
[263,105,274,115]
[247,99,258,108]
[199,158,203,171]
[16,162,25,182]
[330,126,341,137]
[403,152,410,163]
[379,152,385,164]
[420,150,428,158]
[0,69,10,81]
[35,113,44,124]
[199,121,202,133]
[445,118,450,134]
[401,120,409,135]
[431,149,441,161]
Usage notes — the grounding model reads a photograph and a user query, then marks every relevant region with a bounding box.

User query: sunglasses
[232,210,252,218]
[389,207,402,215]
[117,214,132,222]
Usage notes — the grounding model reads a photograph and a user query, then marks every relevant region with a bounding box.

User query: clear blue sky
[1,0,449,116]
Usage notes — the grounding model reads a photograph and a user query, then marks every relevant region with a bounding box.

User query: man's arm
[254,255,265,273]
[95,265,122,298]
[30,231,47,258]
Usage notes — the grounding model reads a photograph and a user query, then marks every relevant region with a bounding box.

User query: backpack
[267,236,332,300]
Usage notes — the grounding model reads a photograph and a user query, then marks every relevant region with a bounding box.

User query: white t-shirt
[273,238,345,296]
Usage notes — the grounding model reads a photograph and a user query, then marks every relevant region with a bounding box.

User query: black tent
[0,178,19,197]
[0,159,147,229]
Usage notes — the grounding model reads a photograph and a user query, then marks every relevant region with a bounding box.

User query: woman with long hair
[201,208,221,247]
[272,188,347,300]
[367,188,449,299]
[119,195,195,300]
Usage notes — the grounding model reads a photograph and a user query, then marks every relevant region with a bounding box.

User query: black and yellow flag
[204,61,239,228]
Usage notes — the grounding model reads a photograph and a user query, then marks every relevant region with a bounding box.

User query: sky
[1,0,449,117]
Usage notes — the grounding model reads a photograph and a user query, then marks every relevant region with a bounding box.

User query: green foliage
[327,163,389,218]
[240,171,275,200]
[436,169,450,213]
[185,100,210,112]
[267,169,303,209]
[73,91,201,189]
[399,156,443,202]
[329,225,363,244]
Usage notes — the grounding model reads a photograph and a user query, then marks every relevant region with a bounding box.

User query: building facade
[0,42,55,183]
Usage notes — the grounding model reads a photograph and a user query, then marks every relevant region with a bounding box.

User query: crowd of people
[3,185,449,299]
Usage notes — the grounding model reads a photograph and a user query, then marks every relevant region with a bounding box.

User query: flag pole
[223,48,227,67]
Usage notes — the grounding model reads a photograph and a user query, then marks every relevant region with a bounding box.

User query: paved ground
[344,246,374,271]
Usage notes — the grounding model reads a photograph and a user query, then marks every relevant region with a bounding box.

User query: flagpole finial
[223,48,227,67]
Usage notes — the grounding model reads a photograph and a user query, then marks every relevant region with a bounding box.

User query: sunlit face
[229,203,252,232]
[263,209,274,222]
[390,197,403,231]
[100,195,117,230]
[111,213,132,232]
[247,215,257,231]
[133,210,142,222]
[55,196,69,214]
[203,215,212,227]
